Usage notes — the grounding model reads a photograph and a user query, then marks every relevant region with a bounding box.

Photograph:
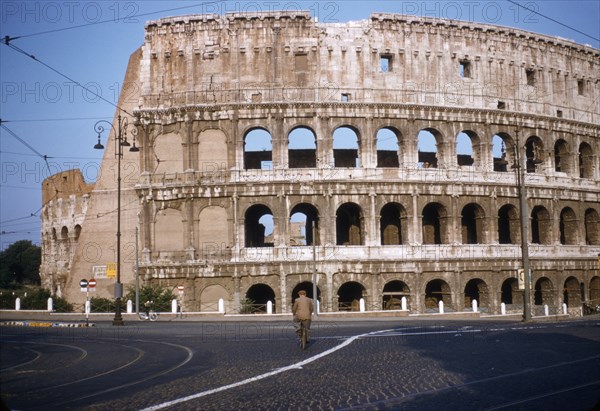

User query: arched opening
[417,129,439,168]
[245,283,276,313]
[74,225,82,241]
[289,203,319,246]
[333,126,359,168]
[525,136,544,173]
[501,278,520,305]
[578,142,593,179]
[288,126,316,168]
[492,134,513,172]
[337,281,365,311]
[584,208,599,245]
[464,278,489,309]
[376,127,400,167]
[291,281,321,303]
[456,131,479,167]
[563,276,581,307]
[554,139,570,174]
[534,277,554,306]
[154,209,183,253]
[461,203,485,244]
[425,279,452,310]
[244,128,272,170]
[531,206,551,245]
[382,280,410,310]
[245,204,274,247]
[498,204,520,244]
[559,207,578,245]
[199,284,229,312]
[336,203,363,245]
[422,203,448,244]
[590,277,600,302]
[380,203,407,245]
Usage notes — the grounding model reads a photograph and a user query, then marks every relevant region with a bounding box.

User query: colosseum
[40,11,600,316]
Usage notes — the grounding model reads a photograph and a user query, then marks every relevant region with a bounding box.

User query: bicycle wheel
[149,312,158,321]
[300,325,307,350]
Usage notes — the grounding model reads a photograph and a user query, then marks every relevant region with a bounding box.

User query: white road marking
[140,329,393,411]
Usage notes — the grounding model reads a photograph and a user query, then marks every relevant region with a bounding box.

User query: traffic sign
[177,285,184,295]
[80,279,88,288]
[88,279,97,288]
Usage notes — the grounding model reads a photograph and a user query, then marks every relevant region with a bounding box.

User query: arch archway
[563,276,581,307]
[288,126,316,168]
[464,278,489,309]
[578,142,593,178]
[554,139,570,174]
[245,283,276,313]
[333,126,359,168]
[534,277,554,306]
[590,277,600,302]
[290,203,319,246]
[382,280,410,310]
[498,204,519,244]
[199,284,229,312]
[244,128,272,170]
[337,281,365,311]
[425,279,452,310]
[531,206,551,244]
[245,204,274,247]
[422,203,448,244]
[376,127,401,167]
[584,208,599,245]
[380,203,407,245]
[336,203,363,245]
[525,136,544,173]
[501,278,521,306]
[559,207,578,245]
[461,203,486,244]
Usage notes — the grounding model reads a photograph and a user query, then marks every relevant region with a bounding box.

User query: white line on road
[140,328,393,411]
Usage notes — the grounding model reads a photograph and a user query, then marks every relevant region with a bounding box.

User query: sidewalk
[0,309,575,325]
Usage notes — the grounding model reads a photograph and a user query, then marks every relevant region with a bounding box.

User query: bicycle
[139,310,159,321]
[299,321,308,350]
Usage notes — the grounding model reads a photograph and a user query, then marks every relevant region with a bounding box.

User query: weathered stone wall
[41,12,600,315]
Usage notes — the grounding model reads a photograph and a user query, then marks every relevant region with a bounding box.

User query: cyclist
[292,290,313,343]
[144,300,152,318]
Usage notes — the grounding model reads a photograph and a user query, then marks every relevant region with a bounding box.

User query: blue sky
[1,1,599,249]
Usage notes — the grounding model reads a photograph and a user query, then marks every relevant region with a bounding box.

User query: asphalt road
[1,317,599,410]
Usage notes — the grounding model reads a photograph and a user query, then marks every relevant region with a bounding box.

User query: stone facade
[41,12,600,314]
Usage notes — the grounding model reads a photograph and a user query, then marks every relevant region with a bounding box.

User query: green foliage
[21,288,51,309]
[239,298,255,314]
[52,295,74,313]
[89,297,115,313]
[124,283,176,312]
[0,291,18,309]
[0,240,41,286]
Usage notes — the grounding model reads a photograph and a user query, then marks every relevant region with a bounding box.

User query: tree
[125,283,176,312]
[0,240,41,287]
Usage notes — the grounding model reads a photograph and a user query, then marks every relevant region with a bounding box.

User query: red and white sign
[177,285,184,295]
[88,279,97,288]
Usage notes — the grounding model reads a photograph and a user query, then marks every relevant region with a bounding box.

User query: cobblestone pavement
[1,318,599,410]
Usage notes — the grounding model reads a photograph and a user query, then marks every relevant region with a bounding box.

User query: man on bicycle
[292,290,313,342]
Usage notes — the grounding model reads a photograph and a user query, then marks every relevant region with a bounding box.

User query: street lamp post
[512,130,541,322]
[94,114,139,326]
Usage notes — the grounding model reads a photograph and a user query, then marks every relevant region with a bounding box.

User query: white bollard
[401,296,408,311]
[472,299,478,313]
[172,299,178,314]
[267,300,273,314]
[501,302,506,315]
[316,299,320,314]
[438,300,444,314]
[85,300,91,314]
[15,297,21,311]
[359,298,365,312]
[562,303,567,315]
[218,298,225,313]
[47,297,53,312]
[544,304,549,316]
[127,299,133,314]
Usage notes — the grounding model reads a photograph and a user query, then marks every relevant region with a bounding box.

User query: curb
[1,321,95,328]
